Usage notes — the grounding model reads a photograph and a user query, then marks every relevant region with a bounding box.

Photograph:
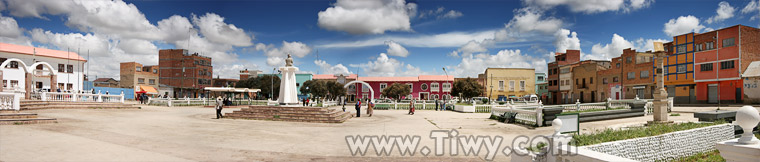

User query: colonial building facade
[0,43,87,97]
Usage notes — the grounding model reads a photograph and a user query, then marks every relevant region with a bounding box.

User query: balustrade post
[536,104,544,127]
[606,97,611,109]
[119,92,125,103]
[168,100,173,107]
[575,99,581,111]
[97,94,103,102]
[13,93,21,111]
[41,92,47,101]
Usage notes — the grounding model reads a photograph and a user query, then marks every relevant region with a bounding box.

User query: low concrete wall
[582,124,734,162]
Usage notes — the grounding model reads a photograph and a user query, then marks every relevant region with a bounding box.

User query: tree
[300,80,328,99]
[326,81,346,100]
[236,75,280,100]
[382,83,411,101]
[452,77,484,100]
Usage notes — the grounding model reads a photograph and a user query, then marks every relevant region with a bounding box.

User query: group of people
[301,98,311,106]
[354,99,374,117]
[136,93,150,104]
[408,99,447,115]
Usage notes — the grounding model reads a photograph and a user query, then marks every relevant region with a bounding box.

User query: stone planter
[454,105,475,113]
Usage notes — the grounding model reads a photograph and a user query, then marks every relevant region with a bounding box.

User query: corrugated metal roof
[743,61,760,77]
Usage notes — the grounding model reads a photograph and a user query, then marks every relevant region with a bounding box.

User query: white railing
[40,92,124,103]
[0,92,21,111]
[492,105,543,126]
[148,97,270,107]
[373,100,455,110]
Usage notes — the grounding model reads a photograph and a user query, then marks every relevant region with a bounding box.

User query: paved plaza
[0,103,734,161]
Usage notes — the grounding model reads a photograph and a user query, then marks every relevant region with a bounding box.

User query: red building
[353,75,454,100]
[158,49,213,98]
[546,50,581,104]
[693,25,760,104]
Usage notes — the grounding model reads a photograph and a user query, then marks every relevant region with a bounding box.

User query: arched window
[420,83,428,91]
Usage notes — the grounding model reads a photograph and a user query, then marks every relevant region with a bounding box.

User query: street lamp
[271,68,276,100]
[442,67,449,105]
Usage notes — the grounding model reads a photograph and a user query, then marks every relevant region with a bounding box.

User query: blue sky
[1,0,759,79]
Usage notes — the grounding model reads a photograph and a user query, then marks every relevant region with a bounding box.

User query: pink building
[353,75,454,100]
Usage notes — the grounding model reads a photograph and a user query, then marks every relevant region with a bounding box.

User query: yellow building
[478,68,536,101]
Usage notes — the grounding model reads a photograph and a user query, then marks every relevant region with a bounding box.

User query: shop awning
[140,86,159,94]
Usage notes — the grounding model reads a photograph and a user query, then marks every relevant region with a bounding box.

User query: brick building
[662,33,697,104]
[120,62,159,96]
[158,49,213,98]
[597,57,623,100]
[239,69,262,80]
[212,78,239,87]
[93,78,119,88]
[547,50,581,104]
[693,25,760,104]
[572,60,610,103]
[620,48,655,99]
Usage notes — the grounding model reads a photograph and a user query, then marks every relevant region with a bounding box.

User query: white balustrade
[38,92,124,103]
[0,92,21,111]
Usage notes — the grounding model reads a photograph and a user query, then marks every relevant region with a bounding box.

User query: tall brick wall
[741,25,760,73]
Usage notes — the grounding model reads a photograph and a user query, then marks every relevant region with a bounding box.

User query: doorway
[708,84,718,104]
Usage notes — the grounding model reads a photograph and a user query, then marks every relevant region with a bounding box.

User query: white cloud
[417,7,463,19]
[707,1,735,24]
[255,41,313,67]
[317,0,415,34]
[352,53,426,76]
[553,28,580,53]
[0,13,31,46]
[506,7,563,35]
[588,34,634,60]
[385,41,409,57]
[450,40,489,57]
[0,0,5,11]
[633,38,668,52]
[117,39,158,56]
[663,15,705,37]
[523,0,653,14]
[743,0,760,20]
[441,10,463,19]
[314,60,351,75]
[449,49,547,77]
[317,29,497,48]
[192,13,253,46]
[156,15,194,43]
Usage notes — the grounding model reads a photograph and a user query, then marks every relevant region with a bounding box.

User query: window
[498,81,504,90]
[677,64,687,73]
[706,42,715,50]
[603,78,608,84]
[677,45,687,54]
[420,83,428,91]
[136,66,142,72]
[590,77,593,84]
[560,68,570,74]
[10,80,18,88]
[613,77,619,82]
[537,76,544,81]
[138,78,145,83]
[149,79,156,85]
[722,38,735,47]
[700,64,713,71]
[721,61,735,69]
[640,70,649,78]
[380,83,387,92]
[509,80,515,91]
[2,80,6,88]
[36,64,43,70]
[67,83,73,90]
[519,81,525,91]
[67,65,73,73]
[153,69,158,74]
[442,83,451,92]
[696,43,702,51]
[627,72,635,80]
[575,79,579,85]
[364,84,371,92]
[58,64,65,72]
[430,83,439,92]
[626,57,632,63]
[616,63,620,68]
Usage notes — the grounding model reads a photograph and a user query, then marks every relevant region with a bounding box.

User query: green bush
[671,150,724,162]
[572,121,726,146]
[670,113,681,116]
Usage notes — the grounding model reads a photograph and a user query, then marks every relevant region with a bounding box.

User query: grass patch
[671,150,724,162]
[526,142,547,153]
[455,103,472,106]
[572,121,726,146]
[670,113,681,116]
[560,107,627,115]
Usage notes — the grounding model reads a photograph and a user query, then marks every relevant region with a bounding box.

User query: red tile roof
[313,74,358,80]
[0,43,87,61]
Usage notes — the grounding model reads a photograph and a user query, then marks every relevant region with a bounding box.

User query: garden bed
[572,121,727,146]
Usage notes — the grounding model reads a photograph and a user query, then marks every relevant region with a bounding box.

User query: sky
[1,0,759,80]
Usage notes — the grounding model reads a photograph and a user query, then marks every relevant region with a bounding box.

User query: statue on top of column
[285,54,294,67]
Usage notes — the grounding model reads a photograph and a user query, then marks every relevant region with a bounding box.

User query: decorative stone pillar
[25,73,32,99]
[0,70,3,92]
[652,52,669,122]
[50,74,57,91]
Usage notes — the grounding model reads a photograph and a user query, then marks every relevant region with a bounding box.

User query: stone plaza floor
[0,103,738,161]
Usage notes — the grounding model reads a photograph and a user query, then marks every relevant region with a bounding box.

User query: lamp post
[442,67,449,104]
[271,68,275,100]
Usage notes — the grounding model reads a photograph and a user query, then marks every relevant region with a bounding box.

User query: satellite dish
[653,42,664,52]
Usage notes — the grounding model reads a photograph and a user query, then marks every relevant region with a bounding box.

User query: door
[591,91,596,102]
[580,91,584,103]
[736,88,741,103]
[708,84,718,104]
[615,92,620,100]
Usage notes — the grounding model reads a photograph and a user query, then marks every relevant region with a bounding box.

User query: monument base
[224,105,352,123]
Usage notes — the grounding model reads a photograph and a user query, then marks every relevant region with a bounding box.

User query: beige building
[120,62,159,96]
[478,68,536,101]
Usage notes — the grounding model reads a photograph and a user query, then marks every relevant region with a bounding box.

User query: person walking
[355,100,362,117]
[341,97,346,112]
[408,99,415,115]
[215,96,224,119]
[367,100,374,117]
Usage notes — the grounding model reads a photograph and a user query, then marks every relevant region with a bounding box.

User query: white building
[0,43,87,95]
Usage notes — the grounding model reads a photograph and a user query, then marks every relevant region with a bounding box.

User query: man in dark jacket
[355,101,361,117]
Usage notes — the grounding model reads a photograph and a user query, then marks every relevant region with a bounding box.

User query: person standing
[355,100,362,117]
[215,97,224,119]
[408,99,415,115]
[435,99,439,111]
[341,97,346,112]
[367,100,374,117]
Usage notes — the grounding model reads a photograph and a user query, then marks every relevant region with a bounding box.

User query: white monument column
[277,54,300,106]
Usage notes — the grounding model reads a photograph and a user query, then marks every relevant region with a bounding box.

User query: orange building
[662,33,697,104]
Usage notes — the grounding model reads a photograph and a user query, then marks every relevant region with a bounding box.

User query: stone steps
[0,113,37,119]
[224,106,351,123]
